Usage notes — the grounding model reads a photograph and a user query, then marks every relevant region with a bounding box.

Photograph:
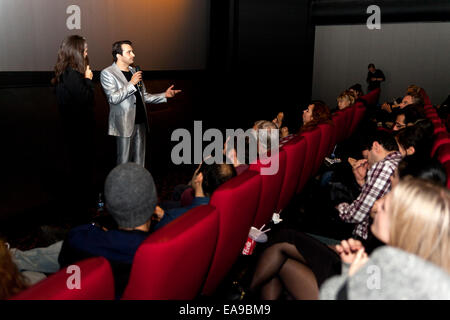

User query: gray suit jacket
[100,63,166,137]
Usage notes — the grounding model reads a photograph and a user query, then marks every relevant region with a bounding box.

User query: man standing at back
[100,40,181,166]
[366,63,385,92]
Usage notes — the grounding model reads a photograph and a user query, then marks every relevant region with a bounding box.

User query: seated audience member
[337,130,402,240]
[394,125,433,160]
[320,178,450,299]
[0,240,28,299]
[381,92,424,116]
[280,100,332,140]
[152,160,236,232]
[336,90,356,111]
[349,84,363,100]
[392,107,423,131]
[249,156,446,300]
[253,120,279,156]
[58,163,158,297]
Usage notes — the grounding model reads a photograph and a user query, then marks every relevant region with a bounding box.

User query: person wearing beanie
[58,163,158,297]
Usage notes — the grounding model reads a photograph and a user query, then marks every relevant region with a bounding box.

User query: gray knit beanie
[104,163,157,229]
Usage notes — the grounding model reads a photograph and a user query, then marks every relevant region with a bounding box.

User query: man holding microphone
[100,40,181,167]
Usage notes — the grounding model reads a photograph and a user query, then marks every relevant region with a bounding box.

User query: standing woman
[51,35,95,220]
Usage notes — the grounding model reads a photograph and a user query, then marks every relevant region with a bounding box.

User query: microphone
[135,65,143,90]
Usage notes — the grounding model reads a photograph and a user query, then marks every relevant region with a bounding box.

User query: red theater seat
[443,161,450,189]
[296,129,319,193]
[437,143,450,164]
[249,149,287,228]
[315,123,335,173]
[360,88,380,107]
[348,103,366,136]
[277,136,306,209]
[434,125,447,135]
[343,107,356,140]
[332,111,348,143]
[122,205,219,300]
[11,257,114,300]
[420,88,431,106]
[431,132,450,157]
[202,170,261,295]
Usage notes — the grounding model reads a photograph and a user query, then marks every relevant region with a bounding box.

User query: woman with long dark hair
[52,35,95,220]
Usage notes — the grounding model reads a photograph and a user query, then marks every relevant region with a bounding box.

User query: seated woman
[280,100,332,140]
[320,178,450,299]
[336,90,356,111]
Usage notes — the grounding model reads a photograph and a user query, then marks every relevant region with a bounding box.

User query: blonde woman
[337,90,356,110]
[320,178,450,299]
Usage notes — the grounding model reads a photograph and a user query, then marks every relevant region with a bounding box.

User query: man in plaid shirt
[336,131,402,240]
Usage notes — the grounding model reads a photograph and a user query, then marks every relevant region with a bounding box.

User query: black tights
[250,242,319,300]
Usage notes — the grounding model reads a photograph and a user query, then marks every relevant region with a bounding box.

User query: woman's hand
[348,248,369,276]
[335,238,365,265]
[85,65,93,80]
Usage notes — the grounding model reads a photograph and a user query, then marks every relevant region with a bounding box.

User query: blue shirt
[153,197,210,231]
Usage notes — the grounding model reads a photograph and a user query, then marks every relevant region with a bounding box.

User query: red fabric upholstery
[202,170,261,295]
[431,132,450,157]
[343,107,356,140]
[315,123,335,174]
[11,257,114,300]
[296,129,319,193]
[360,88,380,107]
[122,205,219,300]
[332,111,348,143]
[276,136,306,208]
[434,126,447,135]
[437,143,450,164]
[420,88,431,106]
[348,103,366,137]
[249,149,287,228]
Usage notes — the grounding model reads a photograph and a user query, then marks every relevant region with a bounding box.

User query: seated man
[58,163,158,297]
[152,160,237,231]
[337,130,402,240]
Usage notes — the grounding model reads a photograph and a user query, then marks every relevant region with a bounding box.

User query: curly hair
[300,100,332,133]
[0,240,28,299]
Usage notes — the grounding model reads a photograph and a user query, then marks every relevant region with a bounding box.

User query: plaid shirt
[337,151,402,239]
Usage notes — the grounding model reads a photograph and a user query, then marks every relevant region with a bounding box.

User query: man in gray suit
[100,40,181,166]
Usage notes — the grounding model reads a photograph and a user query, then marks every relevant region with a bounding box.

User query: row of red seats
[426,101,450,189]
[11,91,377,300]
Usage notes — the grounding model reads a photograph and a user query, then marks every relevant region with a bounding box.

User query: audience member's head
[104,163,157,231]
[372,178,450,273]
[406,84,422,96]
[399,93,424,109]
[366,130,399,166]
[349,84,363,98]
[395,157,447,187]
[300,100,332,133]
[224,133,257,167]
[197,160,237,197]
[392,107,423,131]
[253,120,279,155]
[337,90,356,110]
[368,63,376,73]
[394,125,432,159]
[0,240,28,299]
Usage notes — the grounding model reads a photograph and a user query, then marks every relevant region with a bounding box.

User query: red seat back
[296,129,320,192]
[249,149,287,228]
[360,88,380,106]
[314,123,335,173]
[343,106,356,139]
[202,170,261,295]
[277,136,306,208]
[420,88,431,106]
[122,205,219,300]
[348,103,366,136]
[11,257,115,300]
[332,111,347,143]
[431,132,450,157]
[437,143,450,164]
